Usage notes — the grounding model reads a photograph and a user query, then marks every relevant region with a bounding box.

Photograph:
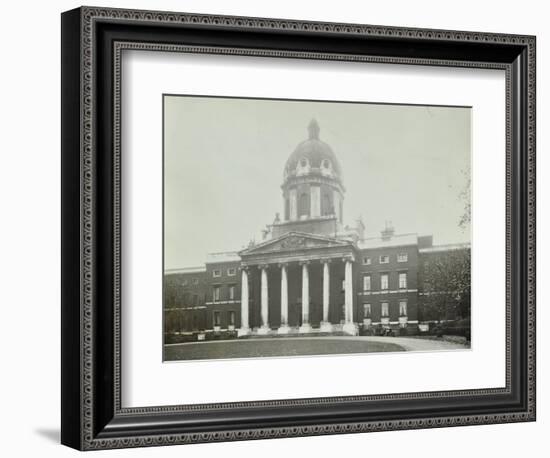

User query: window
[228,285,235,300]
[397,252,408,263]
[322,159,330,169]
[192,278,199,285]
[322,193,332,216]
[399,272,407,289]
[228,311,236,326]
[399,300,407,316]
[380,273,389,290]
[300,158,308,167]
[192,294,198,306]
[362,256,371,265]
[213,269,221,278]
[379,255,389,264]
[299,192,309,217]
[363,303,371,318]
[227,267,236,276]
[213,286,220,302]
[213,311,221,327]
[381,302,389,317]
[363,275,371,291]
[181,279,188,286]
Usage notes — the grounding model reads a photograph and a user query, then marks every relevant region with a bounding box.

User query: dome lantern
[308,118,320,139]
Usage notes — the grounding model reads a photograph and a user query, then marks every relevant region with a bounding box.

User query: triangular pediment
[239,232,350,257]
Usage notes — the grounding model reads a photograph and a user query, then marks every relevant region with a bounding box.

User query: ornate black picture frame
[61,6,536,450]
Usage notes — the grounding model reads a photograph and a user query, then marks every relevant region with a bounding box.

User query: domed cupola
[284,119,343,184]
[277,119,345,233]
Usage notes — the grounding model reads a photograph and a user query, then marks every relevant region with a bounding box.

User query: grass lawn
[164,337,405,361]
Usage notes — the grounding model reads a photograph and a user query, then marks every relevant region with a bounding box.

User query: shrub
[205,330,238,341]
[164,333,197,344]
[431,319,471,340]
[433,325,444,338]
[397,326,408,337]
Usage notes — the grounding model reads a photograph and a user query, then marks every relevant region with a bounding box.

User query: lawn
[164,337,405,361]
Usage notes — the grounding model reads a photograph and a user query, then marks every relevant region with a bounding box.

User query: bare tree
[420,248,471,322]
[459,167,471,231]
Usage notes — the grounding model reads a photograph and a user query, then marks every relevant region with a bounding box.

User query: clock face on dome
[162,94,471,362]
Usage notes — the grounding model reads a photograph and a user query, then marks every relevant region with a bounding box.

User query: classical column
[278,263,291,334]
[342,257,358,335]
[237,267,250,337]
[258,265,270,335]
[320,259,333,332]
[299,261,312,333]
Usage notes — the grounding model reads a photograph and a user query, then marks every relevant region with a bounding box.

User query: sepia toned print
[163,95,471,361]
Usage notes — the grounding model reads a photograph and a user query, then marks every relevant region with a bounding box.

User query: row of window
[180,278,200,287]
[182,292,200,306]
[297,157,333,170]
[213,310,236,327]
[212,267,237,278]
[362,253,408,265]
[212,284,236,302]
[363,272,408,291]
[363,300,408,318]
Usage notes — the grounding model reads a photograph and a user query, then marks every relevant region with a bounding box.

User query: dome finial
[308,118,320,139]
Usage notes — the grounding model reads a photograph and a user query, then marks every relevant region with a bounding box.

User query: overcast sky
[164,95,471,269]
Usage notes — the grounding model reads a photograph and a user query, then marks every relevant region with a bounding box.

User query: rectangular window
[399,300,407,316]
[181,279,188,286]
[380,273,389,290]
[228,311,236,326]
[362,256,371,265]
[363,275,371,291]
[212,269,221,278]
[213,286,220,302]
[363,303,371,318]
[192,294,198,306]
[227,268,236,276]
[213,311,221,326]
[381,302,389,317]
[228,285,235,300]
[193,278,199,285]
[399,272,407,289]
[397,253,408,263]
[379,255,389,264]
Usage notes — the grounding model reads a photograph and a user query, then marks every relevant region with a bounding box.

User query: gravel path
[358,336,470,352]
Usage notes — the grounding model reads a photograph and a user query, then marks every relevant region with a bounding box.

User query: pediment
[240,232,349,257]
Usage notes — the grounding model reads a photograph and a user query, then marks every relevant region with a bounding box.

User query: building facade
[164,120,470,338]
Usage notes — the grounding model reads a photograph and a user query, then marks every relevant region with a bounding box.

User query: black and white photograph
[163,95,472,362]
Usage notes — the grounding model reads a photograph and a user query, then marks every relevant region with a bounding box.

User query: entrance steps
[242,324,350,339]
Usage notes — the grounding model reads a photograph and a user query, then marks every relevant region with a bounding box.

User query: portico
[238,232,358,336]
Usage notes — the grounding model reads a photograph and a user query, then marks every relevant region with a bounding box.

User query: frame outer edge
[70,6,536,450]
[526,36,536,421]
[61,7,84,451]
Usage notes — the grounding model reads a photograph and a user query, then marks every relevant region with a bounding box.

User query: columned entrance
[238,251,358,336]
